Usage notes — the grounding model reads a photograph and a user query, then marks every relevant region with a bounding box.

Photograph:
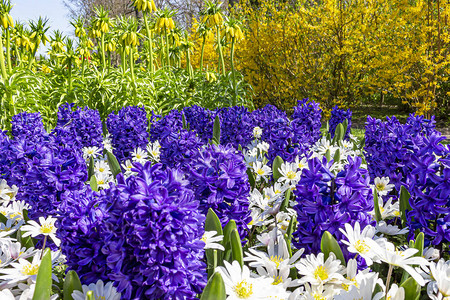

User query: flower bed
[0,100,448,299]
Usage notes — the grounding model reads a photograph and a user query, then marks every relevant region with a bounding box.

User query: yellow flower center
[256,168,265,175]
[1,227,11,232]
[286,171,296,180]
[97,179,105,185]
[272,275,283,285]
[270,255,283,268]
[376,183,385,191]
[313,265,329,281]
[233,280,253,298]
[313,293,327,300]
[393,211,400,217]
[22,263,39,275]
[40,223,55,234]
[98,167,105,172]
[96,296,106,300]
[355,240,369,254]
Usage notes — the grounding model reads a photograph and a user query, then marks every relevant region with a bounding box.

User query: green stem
[67,58,72,92]
[216,26,225,76]
[5,29,11,73]
[0,32,8,83]
[120,48,126,74]
[385,264,394,299]
[230,37,237,106]
[100,33,106,71]
[40,236,48,259]
[81,56,86,77]
[14,44,22,67]
[200,36,206,72]
[129,47,137,99]
[107,51,111,73]
[165,28,170,68]
[143,13,154,74]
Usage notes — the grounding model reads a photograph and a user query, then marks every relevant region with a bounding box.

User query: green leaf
[63,270,83,300]
[272,156,284,182]
[32,249,52,300]
[212,115,220,145]
[333,148,340,163]
[285,216,297,257]
[206,249,218,279]
[279,188,291,212]
[325,149,331,162]
[200,272,226,300]
[205,209,223,236]
[373,187,382,222]
[0,213,7,224]
[414,232,424,257]
[23,209,30,222]
[332,123,344,145]
[87,156,95,180]
[342,119,348,137]
[230,229,243,267]
[182,112,188,130]
[106,150,122,178]
[400,277,420,300]
[89,175,98,192]
[246,168,255,190]
[400,186,412,227]
[320,231,346,266]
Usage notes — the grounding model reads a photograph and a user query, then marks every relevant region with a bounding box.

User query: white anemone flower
[335,272,382,300]
[427,259,450,300]
[248,209,269,228]
[386,284,405,300]
[131,147,148,164]
[82,146,102,160]
[294,156,308,171]
[147,140,161,162]
[21,216,60,247]
[0,216,24,238]
[72,280,121,300]
[373,177,395,197]
[0,254,42,284]
[255,228,280,248]
[339,222,378,265]
[375,221,408,236]
[376,198,400,220]
[278,162,301,186]
[215,260,273,300]
[201,231,224,251]
[245,235,304,270]
[256,141,269,153]
[0,180,18,206]
[95,173,114,189]
[253,126,263,139]
[0,239,36,261]
[423,247,440,261]
[94,160,111,176]
[121,159,136,177]
[301,283,337,300]
[252,161,272,183]
[368,239,429,286]
[296,252,346,286]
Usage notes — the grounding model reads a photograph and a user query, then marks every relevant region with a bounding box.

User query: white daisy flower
[102,134,113,152]
[278,162,301,186]
[339,222,378,265]
[215,260,273,300]
[121,159,136,177]
[72,280,121,300]
[0,180,18,206]
[373,177,395,197]
[427,259,450,300]
[0,200,30,221]
[147,140,161,162]
[94,160,111,176]
[335,272,382,300]
[256,141,269,153]
[301,283,337,300]
[296,252,346,286]
[95,173,114,189]
[0,239,36,261]
[252,161,272,183]
[21,216,60,247]
[245,235,304,270]
[312,137,338,157]
[294,156,308,171]
[247,208,269,228]
[201,231,224,251]
[253,126,263,139]
[0,216,24,238]
[375,198,400,220]
[0,254,42,284]
[255,228,279,248]
[131,147,148,164]
[82,146,102,160]
[386,284,405,300]
[368,239,429,286]
[423,247,440,261]
[375,221,408,236]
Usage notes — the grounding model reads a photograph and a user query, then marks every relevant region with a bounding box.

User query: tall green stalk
[67,58,73,92]
[230,37,237,106]
[129,47,137,99]
[216,26,225,76]
[5,28,11,72]
[143,13,154,74]
[13,43,21,67]
[0,33,7,83]
[200,36,206,71]
[165,28,170,67]
[100,33,106,70]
